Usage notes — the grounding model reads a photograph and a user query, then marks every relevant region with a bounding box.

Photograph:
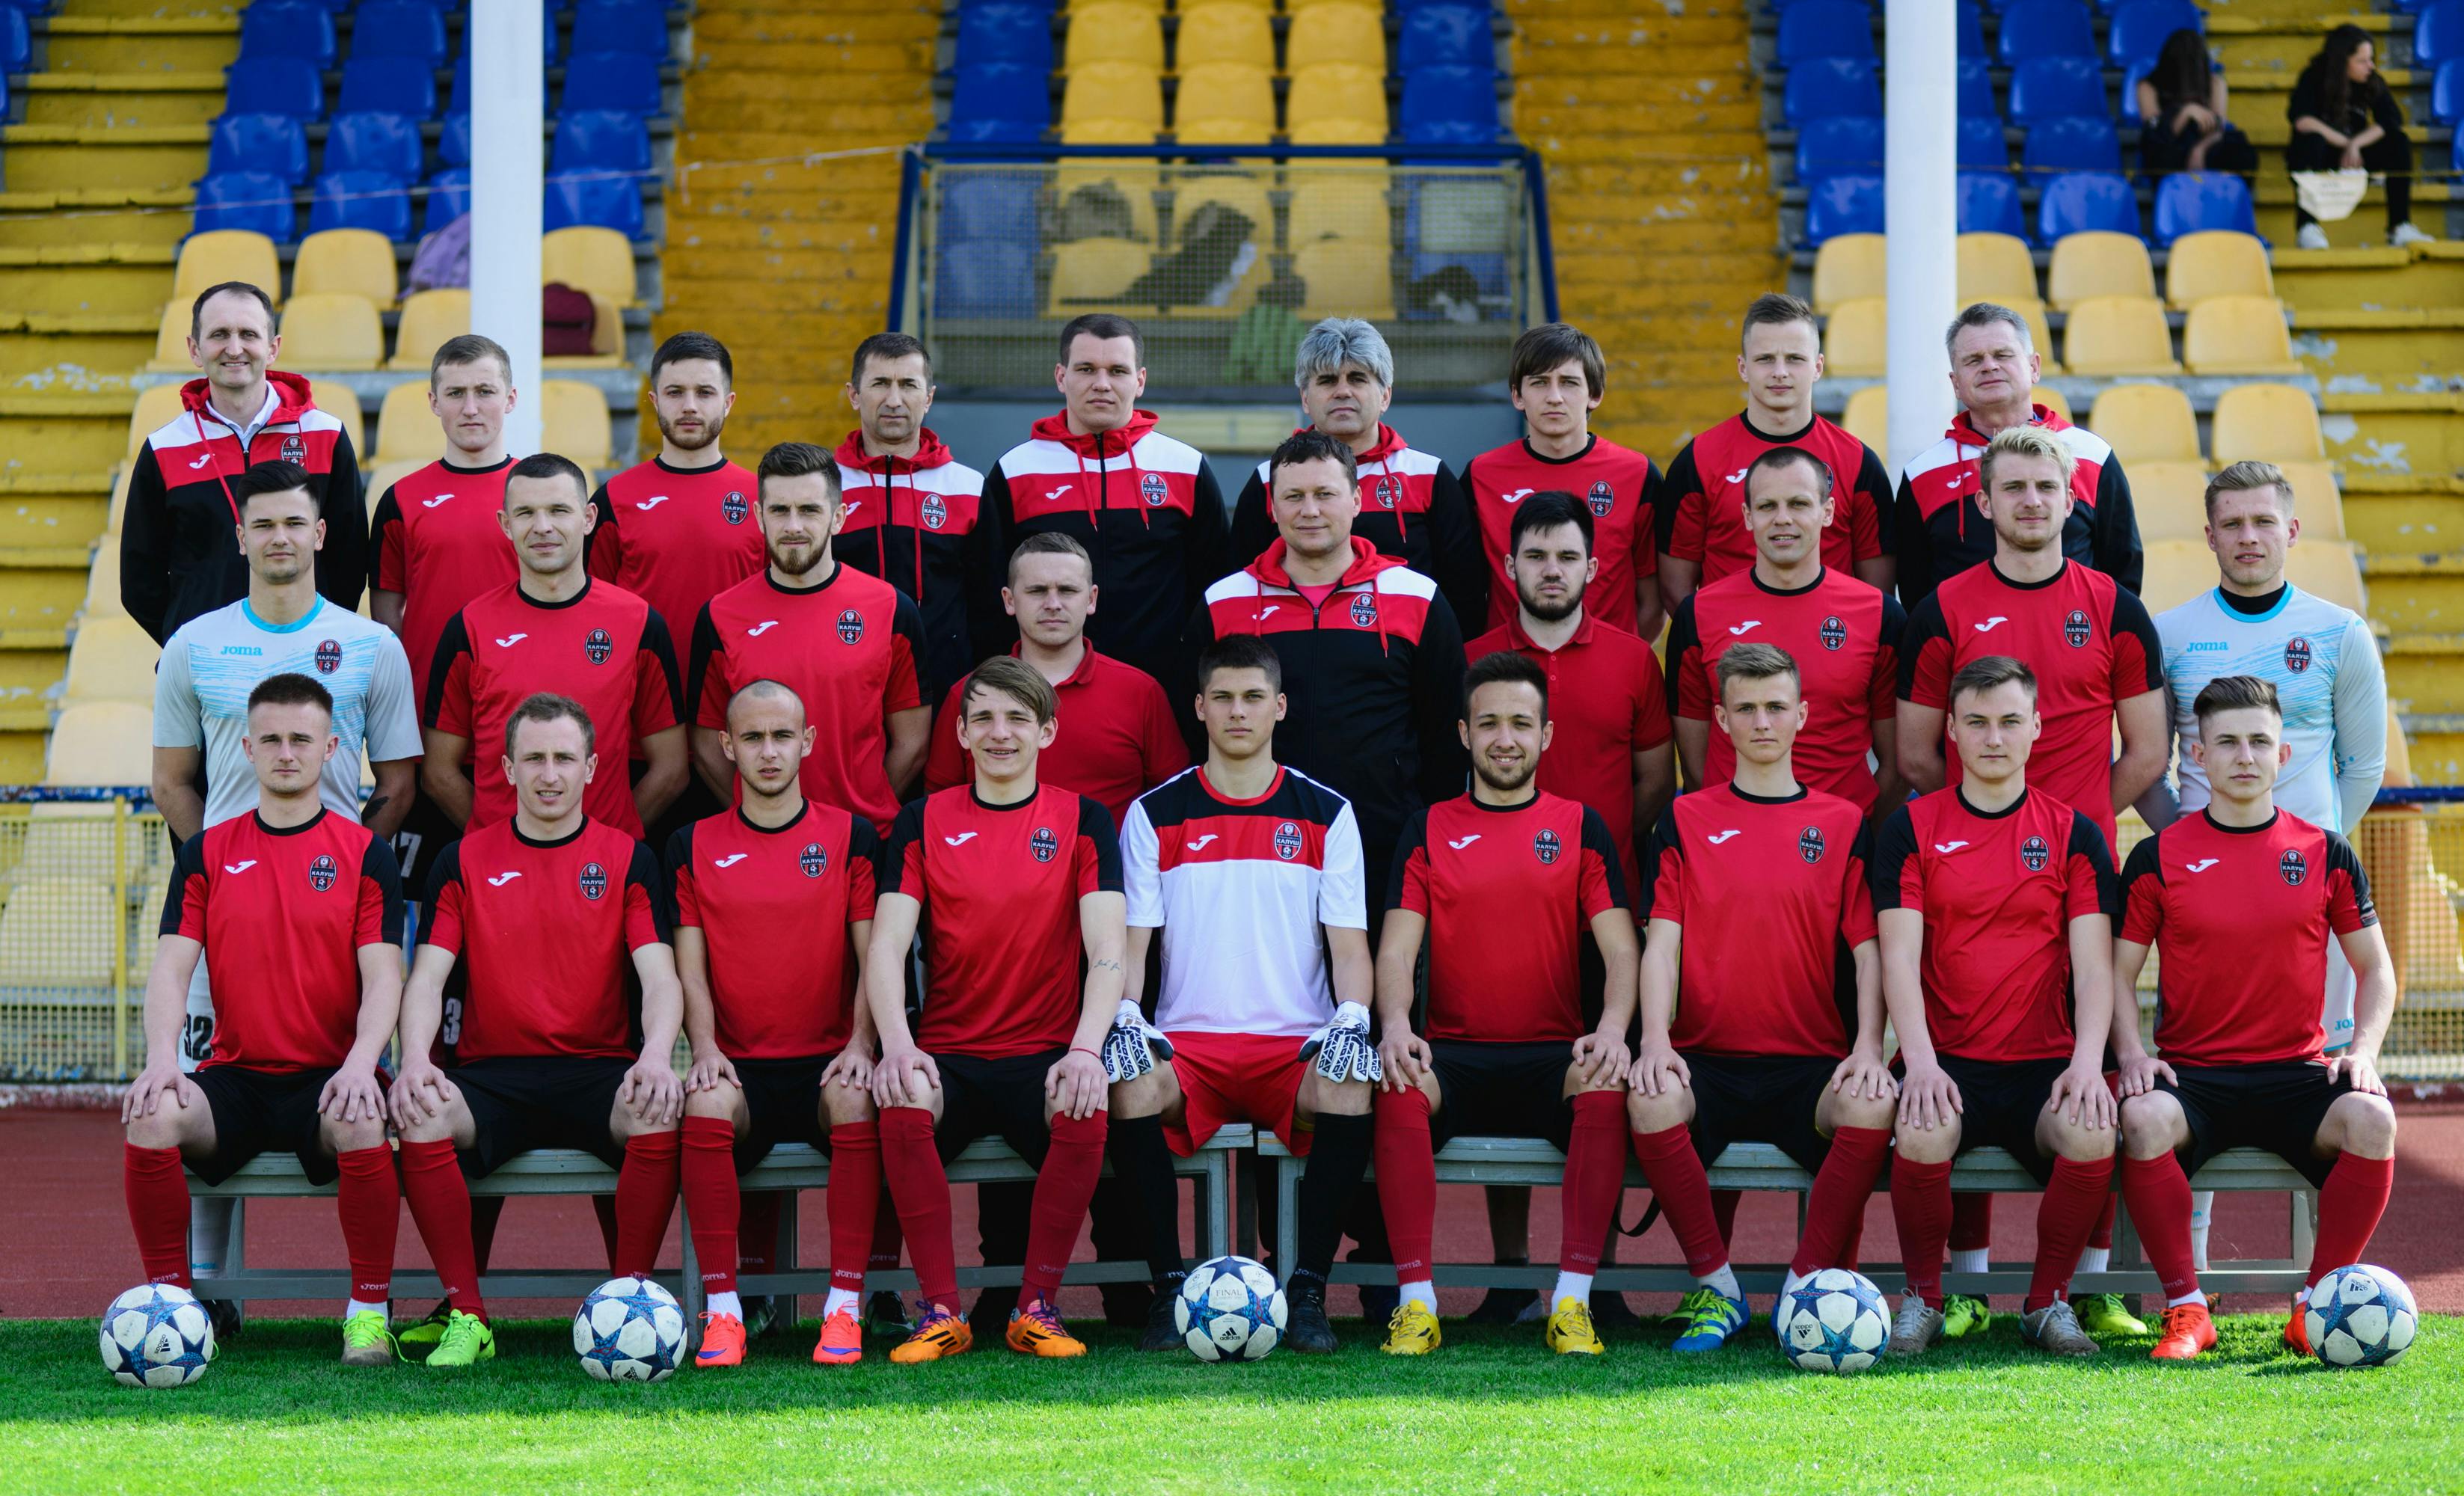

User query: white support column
[1884,0,1958,476]
[471,0,546,458]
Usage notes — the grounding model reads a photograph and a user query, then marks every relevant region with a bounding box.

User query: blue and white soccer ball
[99,1283,215,1388]
[1774,1269,1890,1374]
[574,1275,687,1382]
[2303,1264,2417,1369]
[1174,1255,1287,1362]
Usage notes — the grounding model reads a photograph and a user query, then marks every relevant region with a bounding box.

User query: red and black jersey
[1900,557,2163,849]
[1228,423,1487,628]
[1466,610,1672,889]
[424,579,681,837]
[422,816,669,1061]
[834,428,990,699]
[369,456,517,704]
[880,782,1122,1059]
[668,801,880,1061]
[1462,435,1661,635]
[978,409,1229,687]
[586,456,766,656]
[1892,405,2142,606]
[1872,786,2118,1062]
[162,809,403,1072]
[1667,566,1904,810]
[1640,785,1875,1058]
[687,563,926,830]
[1658,412,1889,586]
[924,644,1186,828]
[1390,791,1626,1043]
[2121,809,2375,1067]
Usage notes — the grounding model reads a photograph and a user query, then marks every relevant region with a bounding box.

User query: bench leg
[2291,1189,2317,1272]
[680,1202,705,1325]
[1275,1154,1300,1286]
[775,1194,799,1332]
[225,1199,245,1312]
[1197,1152,1224,1262]
[1235,1150,1259,1260]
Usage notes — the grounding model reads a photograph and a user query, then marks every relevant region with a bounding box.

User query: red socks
[738,1192,782,1278]
[1628,1125,1726,1277]
[869,1191,904,1275]
[398,1138,488,1318]
[2308,1151,2394,1287]
[611,1128,681,1279]
[827,1121,883,1296]
[1890,1156,1955,1308]
[679,1117,740,1295]
[2089,1194,2117,1251]
[1950,1192,1993,1253]
[334,1144,400,1304]
[1791,1126,1890,1278]
[1711,1189,1741,1248]
[1022,1110,1107,1305]
[123,1144,192,1290]
[591,1193,621,1268]
[2023,1156,2114,1313]
[1372,1085,1438,1281]
[880,1106,958,1312]
[1558,1092,1626,1274]
[2120,1153,2198,1301]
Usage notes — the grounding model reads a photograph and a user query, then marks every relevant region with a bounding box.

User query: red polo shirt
[924,643,1186,828]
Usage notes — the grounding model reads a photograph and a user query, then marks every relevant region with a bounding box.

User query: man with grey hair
[1229,316,1485,625]
[1892,301,2142,607]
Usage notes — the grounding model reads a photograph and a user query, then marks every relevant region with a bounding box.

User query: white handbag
[2290,168,2370,224]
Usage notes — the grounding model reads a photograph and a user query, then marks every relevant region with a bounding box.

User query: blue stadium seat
[2022,114,2121,180]
[323,111,424,180]
[1777,1,1874,65]
[423,166,471,233]
[1796,115,1884,182]
[2008,55,2103,124]
[560,52,663,116]
[2151,170,2258,245]
[1957,171,2028,237]
[947,61,1049,137]
[349,0,449,65]
[1783,57,1882,124]
[1956,1,1987,57]
[207,112,310,186]
[224,57,325,121]
[1958,114,2009,170]
[1399,5,1494,70]
[2437,58,2464,125]
[552,110,652,174]
[545,167,646,238]
[2118,60,2153,123]
[2107,0,2201,69]
[1400,67,1501,141]
[1957,57,1999,119]
[1804,174,1884,245]
[191,171,296,240]
[572,0,671,58]
[338,55,438,119]
[2037,170,2139,243]
[309,170,413,240]
[439,111,473,168]
[941,171,1042,242]
[237,1,335,67]
[954,2,1051,74]
[1995,0,2094,62]
[0,8,22,72]
[2419,0,2464,68]
[936,239,1038,318]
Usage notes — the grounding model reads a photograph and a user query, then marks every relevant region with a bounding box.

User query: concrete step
[0,126,209,194]
[0,731,50,783]
[691,40,934,74]
[664,97,931,135]
[19,71,228,129]
[0,397,148,476]
[2362,553,2464,633]
[0,206,189,249]
[2273,246,2464,314]
[2292,310,2464,387]
[40,17,238,76]
[1512,17,1748,51]
[2394,723,2462,785]
[1521,114,1768,155]
[2343,482,2464,554]
[0,260,180,320]
[0,496,109,552]
[2386,634,2464,716]
[689,10,941,44]
[0,326,157,385]
[2322,393,2464,479]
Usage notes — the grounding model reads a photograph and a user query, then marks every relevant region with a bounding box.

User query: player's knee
[124,1109,180,1151]
[1108,1063,1174,1118]
[683,1082,739,1121]
[1314,1076,1373,1117]
[1834,1090,1895,1132]
[2048,1114,2115,1162]
[2333,1092,2398,1158]
[2117,1094,2180,1158]
[324,1114,387,1153]
[1624,1085,1687,1132]
[820,1082,874,1127]
[1895,1116,1958,1162]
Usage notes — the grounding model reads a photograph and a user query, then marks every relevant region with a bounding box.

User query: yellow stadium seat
[2062,295,2179,375]
[2275,460,2346,538]
[2087,381,2201,464]
[1174,117,1277,145]
[1841,384,1887,452]
[541,291,627,370]
[1175,4,1275,70]
[145,303,194,373]
[2137,538,2213,613]
[363,458,432,518]
[1053,163,1161,242]
[61,615,159,707]
[1285,62,1387,140]
[2044,230,2154,312]
[1174,172,1273,240]
[2127,460,2213,542]
[2033,382,2072,421]
[1287,0,1364,9]
[0,877,122,987]
[2210,382,2323,465]
[1174,61,1275,137]
[387,288,471,373]
[2164,230,2273,311]
[1059,117,1158,144]
[2285,539,2365,612]
[1286,3,1387,71]
[12,801,123,883]
[1046,238,1153,316]
[1811,234,1886,315]
[1064,4,1164,72]
[1288,116,1386,144]
[1294,238,1396,319]
[107,468,133,534]
[2182,295,2302,375]
[81,544,125,623]
[171,230,281,310]
[1821,296,1887,378]
[1956,232,2038,307]
[310,378,364,456]
[1288,170,1391,245]
[44,702,154,787]
[291,227,399,310]
[542,381,614,468]
[1062,61,1165,131]
[124,383,185,456]
[542,226,639,307]
[275,292,384,371]
[375,381,447,464]
[2007,297,2063,375]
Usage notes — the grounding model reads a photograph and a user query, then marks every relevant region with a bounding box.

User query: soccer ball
[1773,1269,1890,1374]
[99,1284,215,1388]
[574,1276,687,1382]
[1174,1255,1286,1362]
[2303,1264,2417,1369]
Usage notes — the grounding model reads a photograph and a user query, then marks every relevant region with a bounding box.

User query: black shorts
[732,1055,830,1171]
[2155,1061,2350,1188]
[932,1049,1067,1167]
[448,1055,634,1177]
[1426,1039,1578,1150]
[1935,1053,2070,1183]
[1681,1052,1842,1176]
[188,1064,370,1186]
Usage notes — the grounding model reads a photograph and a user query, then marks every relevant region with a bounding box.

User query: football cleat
[340,1308,397,1367]
[741,1294,778,1340]
[1545,1297,1604,1356]
[695,1311,747,1367]
[1382,1300,1442,1355]
[889,1307,972,1364]
[1670,1287,1748,1353]
[1939,1293,1990,1340]
[1005,1299,1086,1358]
[1138,1285,1183,1352]
[863,1290,914,1338]
[1284,1275,1339,1355]
[1888,1297,1945,1356]
[2020,1300,2100,1356]
[2282,1292,2314,1356]
[2073,1293,2147,1338]
[426,1309,494,1368]
[2149,1302,2216,1361]
[397,1300,450,1347]
[812,1307,863,1365]
[203,1296,245,1345]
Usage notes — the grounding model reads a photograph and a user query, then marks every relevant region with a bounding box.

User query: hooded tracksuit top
[833,427,991,698]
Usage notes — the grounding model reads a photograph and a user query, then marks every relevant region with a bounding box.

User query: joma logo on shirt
[220,645,264,657]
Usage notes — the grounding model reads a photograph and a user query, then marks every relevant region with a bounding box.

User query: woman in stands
[2136,30,2254,177]
[2286,24,2433,250]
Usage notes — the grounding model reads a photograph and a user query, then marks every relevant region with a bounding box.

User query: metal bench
[1256,1135,2318,1296]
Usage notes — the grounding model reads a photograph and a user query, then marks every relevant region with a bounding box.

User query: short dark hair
[503,691,595,758]
[1463,649,1548,721]
[850,331,932,386]
[1008,529,1091,581]
[1508,322,1606,399]
[1198,634,1284,695]
[1267,428,1356,491]
[246,672,333,717]
[505,451,588,503]
[962,655,1058,726]
[1058,312,1144,368]
[1744,444,1832,500]
[1740,292,1818,349]
[2193,673,2282,724]
[650,330,733,387]
[1507,491,1593,554]
[192,280,275,342]
[725,678,806,725]
[431,332,512,386]
[230,459,313,514]
[2204,459,2293,520]
[1949,654,2038,709]
[1714,642,1799,701]
[756,440,842,503]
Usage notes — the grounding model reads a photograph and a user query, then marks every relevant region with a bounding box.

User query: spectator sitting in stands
[2136,29,2254,177]
[2287,24,2434,249]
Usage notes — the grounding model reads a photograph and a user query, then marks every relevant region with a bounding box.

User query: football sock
[680,1116,741,1296]
[2077,1245,2111,1276]
[334,1144,400,1306]
[2306,1150,2394,1289]
[1710,1189,1741,1250]
[1552,1271,1592,1307]
[1106,1112,1186,1290]
[591,1193,621,1269]
[707,1290,743,1321]
[346,1299,387,1319]
[2119,1153,2199,1302]
[1295,1111,1375,1282]
[1559,1093,1625,1276]
[1625,1125,1726,1278]
[1023,1109,1108,1305]
[738,1192,782,1279]
[2023,1156,2113,1314]
[877,1107,958,1312]
[824,1287,860,1319]
[2189,1190,2214,1272]
[1703,1264,1742,1300]
[398,1138,488,1319]
[1400,1279,1438,1313]
[869,1187,903,1273]
[124,1144,193,1290]
[189,1196,233,1278]
[1949,1247,1990,1276]
[826,1121,881,1297]
[468,1195,506,1276]
[1371,1086,1439,1284]
[2089,1194,2116,1250]
[1950,1192,1993,1253]
[612,1128,682,1279]
[1790,1125,1891,1278]
[1889,1157,1956,1309]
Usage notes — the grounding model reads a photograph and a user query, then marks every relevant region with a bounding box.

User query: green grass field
[2,1313,2454,1495]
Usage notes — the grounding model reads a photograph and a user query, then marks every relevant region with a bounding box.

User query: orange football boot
[2283,1293,2314,1356]
[889,1306,973,1364]
[812,1306,863,1366]
[2149,1302,2217,1361]
[695,1311,747,1368]
[1005,1298,1087,1358]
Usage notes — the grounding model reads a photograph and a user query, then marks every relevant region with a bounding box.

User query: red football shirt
[1667,566,1904,809]
[1642,784,1875,1058]
[164,809,403,1072]
[2121,809,2374,1067]
[1871,786,2117,1062]
[369,456,517,704]
[587,457,765,655]
[1391,791,1625,1043]
[1659,413,1889,586]
[668,801,880,1060]
[1462,435,1661,634]
[923,645,1186,829]
[424,579,681,837]
[687,562,925,830]
[880,782,1122,1058]
[422,816,667,1060]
